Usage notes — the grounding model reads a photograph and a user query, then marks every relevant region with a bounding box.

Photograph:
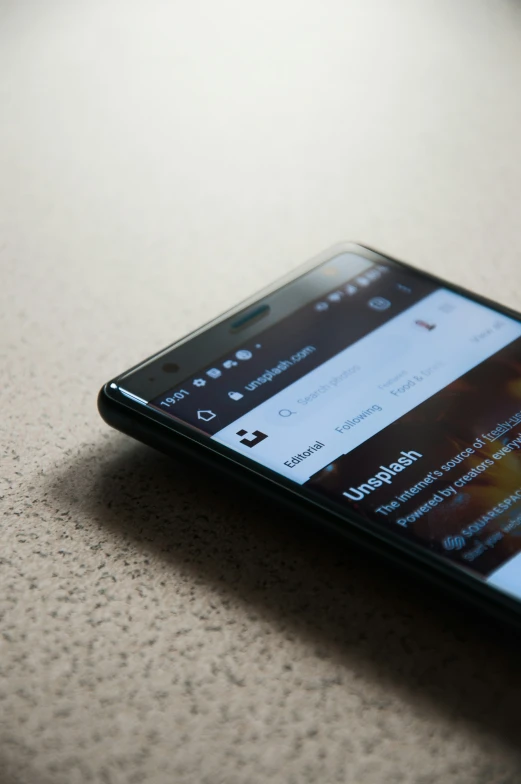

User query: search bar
[275,333,412,421]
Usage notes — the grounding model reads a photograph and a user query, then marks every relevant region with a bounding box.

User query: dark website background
[149,262,521,587]
[306,336,521,579]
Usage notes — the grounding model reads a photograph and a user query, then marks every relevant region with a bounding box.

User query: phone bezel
[99,241,521,629]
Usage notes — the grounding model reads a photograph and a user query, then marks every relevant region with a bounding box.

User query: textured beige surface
[2,1,521,782]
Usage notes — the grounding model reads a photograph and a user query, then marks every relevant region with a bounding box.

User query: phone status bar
[190,344,262,390]
[312,264,392,314]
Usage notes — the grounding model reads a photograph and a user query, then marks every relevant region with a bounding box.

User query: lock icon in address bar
[228,391,244,401]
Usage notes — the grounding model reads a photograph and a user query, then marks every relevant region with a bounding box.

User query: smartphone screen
[120,252,521,604]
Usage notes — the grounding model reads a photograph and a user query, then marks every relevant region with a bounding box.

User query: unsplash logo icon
[236,429,268,448]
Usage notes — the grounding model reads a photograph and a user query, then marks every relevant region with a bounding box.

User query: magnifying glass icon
[279,408,296,418]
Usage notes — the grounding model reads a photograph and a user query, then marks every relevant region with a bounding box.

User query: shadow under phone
[47,437,521,765]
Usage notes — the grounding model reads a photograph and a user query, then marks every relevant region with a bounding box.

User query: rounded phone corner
[97,381,119,424]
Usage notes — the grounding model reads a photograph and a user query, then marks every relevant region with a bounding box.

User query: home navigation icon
[197,410,216,422]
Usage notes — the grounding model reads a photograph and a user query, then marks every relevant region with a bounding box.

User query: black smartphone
[99,242,521,629]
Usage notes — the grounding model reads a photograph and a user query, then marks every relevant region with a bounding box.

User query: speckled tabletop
[2,2,521,783]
